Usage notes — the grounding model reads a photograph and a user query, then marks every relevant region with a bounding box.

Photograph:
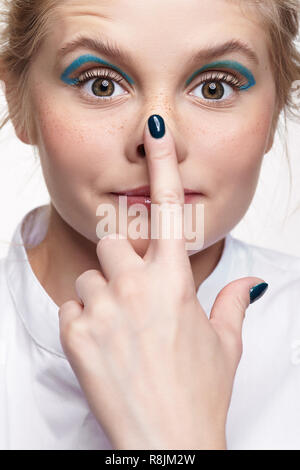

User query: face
[23,0,276,257]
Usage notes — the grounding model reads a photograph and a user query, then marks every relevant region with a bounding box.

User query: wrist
[112,428,227,450]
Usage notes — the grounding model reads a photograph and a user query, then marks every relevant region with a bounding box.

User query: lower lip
[110,193,202,208]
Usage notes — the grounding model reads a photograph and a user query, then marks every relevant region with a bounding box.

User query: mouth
[110,185,203,208]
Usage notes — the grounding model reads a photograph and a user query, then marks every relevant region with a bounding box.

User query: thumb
[209,277,268,360]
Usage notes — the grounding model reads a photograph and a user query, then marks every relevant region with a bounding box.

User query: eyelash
[76,68,124,87]
[73,67,248,103]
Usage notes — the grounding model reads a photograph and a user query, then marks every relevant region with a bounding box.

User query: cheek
[200,107,274,191]
[33,96,118,185]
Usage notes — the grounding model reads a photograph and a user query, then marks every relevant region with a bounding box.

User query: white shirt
[1,204,300,450]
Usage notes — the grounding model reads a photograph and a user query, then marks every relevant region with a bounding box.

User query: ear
[14,123,33,146]
[2,73,34,146]
[264,109,279,155]
[265,129,275,154]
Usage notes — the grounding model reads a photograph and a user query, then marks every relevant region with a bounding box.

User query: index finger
[143,114,187,263]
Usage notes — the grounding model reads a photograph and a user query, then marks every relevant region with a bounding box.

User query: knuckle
[68,318,87,337]
[114,274,139,300]
[76,269,99,284]
[97,234,114,251]
[85,297,113,318]
[60,318,89,349]
[154,147,173,161]
[99,310,121,334]
[233,294,247,313]
[169,271,195,302]
[75,269,100,289]
[178,283,195,303]
[59,299,78,312]
[58,300,82,324]
[223,326,243,356]
[86,307,113,334]
[85,301,122,338]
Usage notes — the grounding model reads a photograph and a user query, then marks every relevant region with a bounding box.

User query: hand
[58,115,267,450]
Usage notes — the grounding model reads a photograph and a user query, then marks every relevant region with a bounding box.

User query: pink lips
[111,185,202,197]
[110,186,202,210]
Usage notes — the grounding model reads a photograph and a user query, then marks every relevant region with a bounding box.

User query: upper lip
[111,185,202,196]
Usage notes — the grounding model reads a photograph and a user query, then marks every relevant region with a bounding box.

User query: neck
[26,205,226,307]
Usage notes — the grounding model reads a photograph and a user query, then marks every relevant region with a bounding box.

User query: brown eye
[202,81,224,100]
[191,78,235,102]
[75,68,128,101]
[92,78,115,97]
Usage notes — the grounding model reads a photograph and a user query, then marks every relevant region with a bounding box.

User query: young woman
[0,0,299,450]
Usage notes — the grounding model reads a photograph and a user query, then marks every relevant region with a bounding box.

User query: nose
[132,112,187,163]
[137,143,146,157]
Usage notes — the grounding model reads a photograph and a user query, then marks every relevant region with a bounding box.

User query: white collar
[4,204,234,356]
[4,204,65,358]
[196,234,235,317]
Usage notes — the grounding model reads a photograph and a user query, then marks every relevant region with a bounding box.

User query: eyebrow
[187,39,259,67]
[58,35,259,69]
[58,34,134,66]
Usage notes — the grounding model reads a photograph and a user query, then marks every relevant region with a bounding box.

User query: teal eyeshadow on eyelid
[60,54,135,85]
[185,60,256,90]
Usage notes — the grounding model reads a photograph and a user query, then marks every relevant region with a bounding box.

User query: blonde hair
[245,1,300,116]
[0,0,60,145]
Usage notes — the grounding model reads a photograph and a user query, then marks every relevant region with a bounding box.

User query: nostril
[137,144,146,157]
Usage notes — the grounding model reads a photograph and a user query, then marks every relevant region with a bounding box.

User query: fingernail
[249,282,268,304]
[148,114,165,139]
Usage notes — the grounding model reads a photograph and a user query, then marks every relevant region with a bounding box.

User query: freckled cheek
[202,112,273,190]
[35,106,116,181]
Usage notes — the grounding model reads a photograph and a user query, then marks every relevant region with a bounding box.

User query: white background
[0,53,300,260]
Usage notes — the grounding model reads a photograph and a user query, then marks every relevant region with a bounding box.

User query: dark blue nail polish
[148,114,165,139]
[249,282,268,304]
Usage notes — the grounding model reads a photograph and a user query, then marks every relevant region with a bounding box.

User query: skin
[4,0,277,449]
[7,0,276,308]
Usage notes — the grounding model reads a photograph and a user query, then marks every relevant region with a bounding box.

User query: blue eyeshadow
[60,54,135,85]
[185,60,256,90]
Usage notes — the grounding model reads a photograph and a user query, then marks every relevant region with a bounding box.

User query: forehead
[49,0,269,63]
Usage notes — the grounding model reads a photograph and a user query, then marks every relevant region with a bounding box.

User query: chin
[128,237,203,259]
[187,248,203,257]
